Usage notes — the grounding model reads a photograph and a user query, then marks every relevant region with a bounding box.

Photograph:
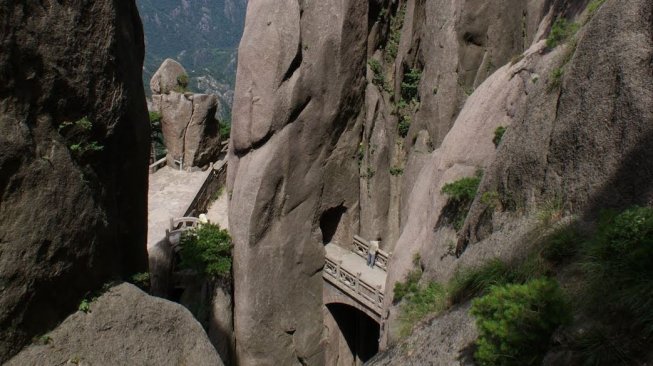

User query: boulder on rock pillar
[150,59,222,170]
[150,58,189,95]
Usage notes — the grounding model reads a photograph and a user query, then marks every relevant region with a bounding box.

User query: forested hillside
[136,0,247,119]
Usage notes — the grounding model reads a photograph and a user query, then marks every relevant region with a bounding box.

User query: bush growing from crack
[180,223,233,277]
[441,174,482,230]
[492,126,506,147]
[471,278,571,366]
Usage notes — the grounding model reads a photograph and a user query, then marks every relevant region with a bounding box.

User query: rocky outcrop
[150,60,222,169]
[6,283,224,366]
[228,0,367,364]
[382,38,563,340]
[0,1,149,361]
[379,0,653,356]
[462,0,653,247]
[229,0,652,363]
[150,58,188,95]
[369,304,477,366]
[153,92,222,169]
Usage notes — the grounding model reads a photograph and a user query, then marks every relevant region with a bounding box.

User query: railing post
[337,260,342,282]
[356,272,362,295]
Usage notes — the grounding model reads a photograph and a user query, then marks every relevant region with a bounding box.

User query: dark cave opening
[327,303,380,364]
[319,205,347,244]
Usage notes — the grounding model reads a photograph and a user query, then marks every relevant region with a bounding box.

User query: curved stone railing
[166,217,200,252]
[324,256,384,314]
[352,235,391,271]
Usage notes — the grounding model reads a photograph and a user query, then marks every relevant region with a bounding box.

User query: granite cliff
[228,0,653,364]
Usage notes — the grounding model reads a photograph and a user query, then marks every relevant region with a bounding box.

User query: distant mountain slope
[136,0,247,119]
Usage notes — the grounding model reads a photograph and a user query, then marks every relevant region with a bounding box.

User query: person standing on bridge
[367,239,380,268]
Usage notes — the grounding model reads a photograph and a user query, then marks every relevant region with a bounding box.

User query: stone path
[147,166,212,249]
[206,190,229,231]
[324,243,386,291]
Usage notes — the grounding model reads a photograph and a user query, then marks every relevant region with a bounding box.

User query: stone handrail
[324,256,384,313]
[352,235,391,271]
[149,157,167,174]
[166,217,200,252]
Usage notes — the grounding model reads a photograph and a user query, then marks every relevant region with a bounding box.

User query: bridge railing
[352,235,391,271]
[166,217,201,252]
[324,256,384,311]
[149,157,167,174]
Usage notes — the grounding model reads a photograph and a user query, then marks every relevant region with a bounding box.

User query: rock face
[6,283,224,366]
[228,0,367,364]
[0,1,149,361]
[368,305,477,366]
[150,60,222,169]
[462,0,653,247]
[150,58,188,95]
[380,0,653,357]
[229,0,653,363]
[153,92,222,168]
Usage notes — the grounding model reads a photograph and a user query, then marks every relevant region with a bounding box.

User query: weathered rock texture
[228,0,367,364]
[462,0,653,246]
[380,0,653,359]
[369,305,477,366]
[6,283,224,366]
[177,275,235,366]
[150,58,188,95]
[150,60,222,169]
[0,1,149,361]
[230,0,653,363]
[153,92,222,168]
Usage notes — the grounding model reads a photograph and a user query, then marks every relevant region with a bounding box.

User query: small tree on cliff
[179,223,232,278]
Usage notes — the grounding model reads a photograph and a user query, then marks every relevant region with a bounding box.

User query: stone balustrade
[324,256,384,314]
[352,235,391,271]
[166,217,200,252]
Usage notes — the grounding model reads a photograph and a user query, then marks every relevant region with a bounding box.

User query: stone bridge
[322,236,390,323]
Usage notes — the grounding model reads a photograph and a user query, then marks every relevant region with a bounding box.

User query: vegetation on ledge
[180,223,233,278]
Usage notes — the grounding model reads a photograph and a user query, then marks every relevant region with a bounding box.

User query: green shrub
[368,59,386,89]
[540,226,583,264]
[441,175,482,230]
[389,167,404,176]
[130,272,150,290]
[393,268,422,303]
[441,176,481,203]
[400,68,421,102]
[587,0,607,18]
[177,73,189,87]
[398,282,447,337]
[148,111,162,124]
[75,116,92,130]
[70,141,104,155]
[362,167,375,180]
[448,259,515,304]
[180,223,233,277]
[219,122,231,140]
[546,18,580,49]
[548,67,564,92]
[492,126,506,147]
[582,206,653,336]
[471,278,571,366]
[480,191,500,208]
[398,115,411,138]
[33,334,52,345]
[385,4,406,62]
[78,299,91,313]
